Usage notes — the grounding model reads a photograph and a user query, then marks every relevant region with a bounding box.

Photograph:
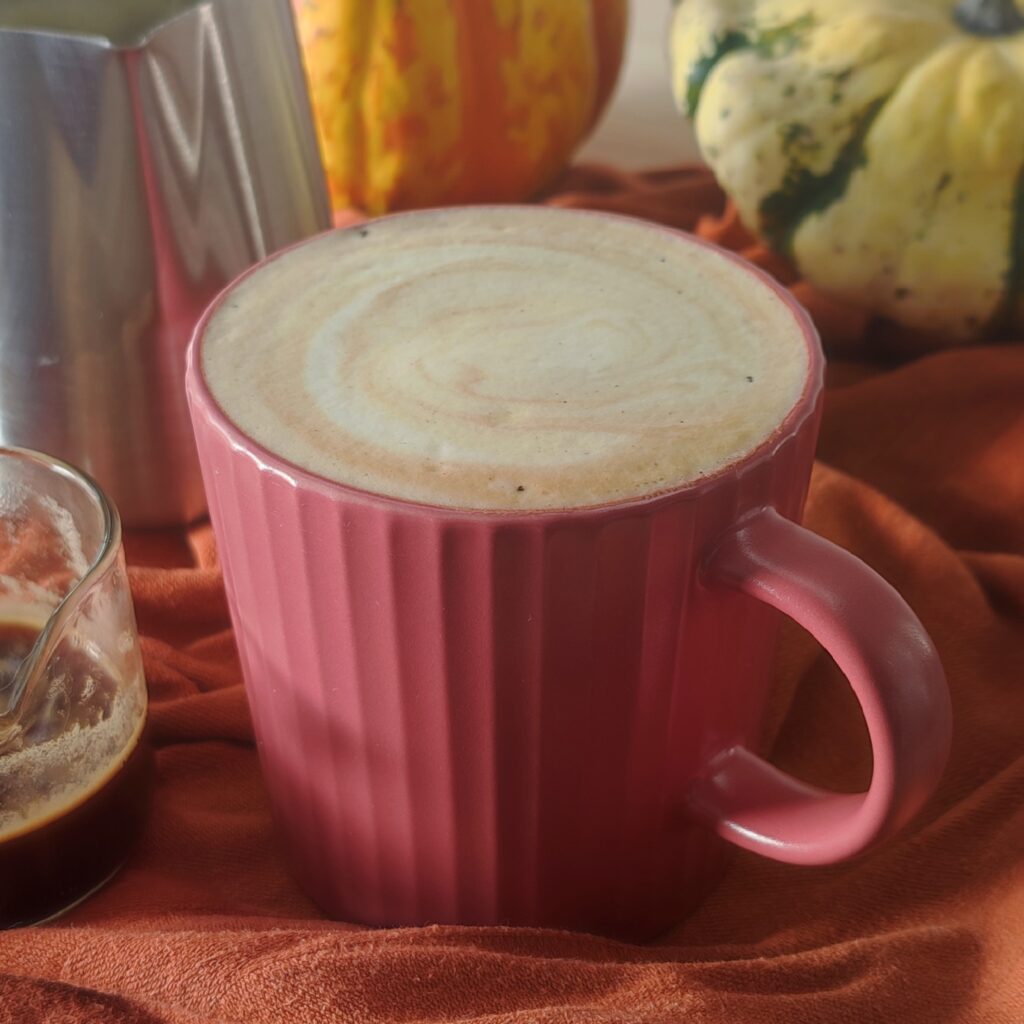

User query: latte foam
[201,207,811,510]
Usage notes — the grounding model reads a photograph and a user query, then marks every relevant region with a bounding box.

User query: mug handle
[694,507,952,865]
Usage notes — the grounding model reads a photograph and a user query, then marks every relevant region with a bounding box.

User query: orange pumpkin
[292,0,628,214]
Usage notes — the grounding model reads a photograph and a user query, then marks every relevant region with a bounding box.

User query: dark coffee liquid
[0,622,150,927]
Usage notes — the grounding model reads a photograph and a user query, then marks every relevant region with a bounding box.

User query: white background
[578,1,702,168]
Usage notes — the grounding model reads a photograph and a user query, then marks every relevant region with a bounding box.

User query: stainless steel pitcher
[0,0,331,526]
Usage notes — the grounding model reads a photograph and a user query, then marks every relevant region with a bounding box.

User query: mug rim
[186,206,824,523]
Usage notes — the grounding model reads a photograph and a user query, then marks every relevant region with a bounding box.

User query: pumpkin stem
[955,0,1024,35]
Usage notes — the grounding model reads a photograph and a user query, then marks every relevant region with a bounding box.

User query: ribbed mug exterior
[187,293,822,936]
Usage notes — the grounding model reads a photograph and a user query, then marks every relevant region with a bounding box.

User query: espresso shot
[0,619,150,927]
[0,447,150,928]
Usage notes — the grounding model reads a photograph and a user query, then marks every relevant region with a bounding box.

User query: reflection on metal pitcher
[0,0,330,525]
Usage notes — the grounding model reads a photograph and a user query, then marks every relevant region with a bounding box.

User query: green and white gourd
[671,0,1024,342]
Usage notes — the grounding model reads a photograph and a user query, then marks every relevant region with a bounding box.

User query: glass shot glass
[0,447,150,927]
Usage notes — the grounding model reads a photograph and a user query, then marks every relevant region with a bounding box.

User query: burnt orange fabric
[2,166,1022,1023]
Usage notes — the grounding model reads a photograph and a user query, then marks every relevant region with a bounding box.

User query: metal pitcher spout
[0,0,211,49]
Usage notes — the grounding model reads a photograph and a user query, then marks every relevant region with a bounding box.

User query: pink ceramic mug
[185,218,951,939]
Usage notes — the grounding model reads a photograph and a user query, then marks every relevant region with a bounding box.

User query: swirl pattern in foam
[201,207,811,510]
